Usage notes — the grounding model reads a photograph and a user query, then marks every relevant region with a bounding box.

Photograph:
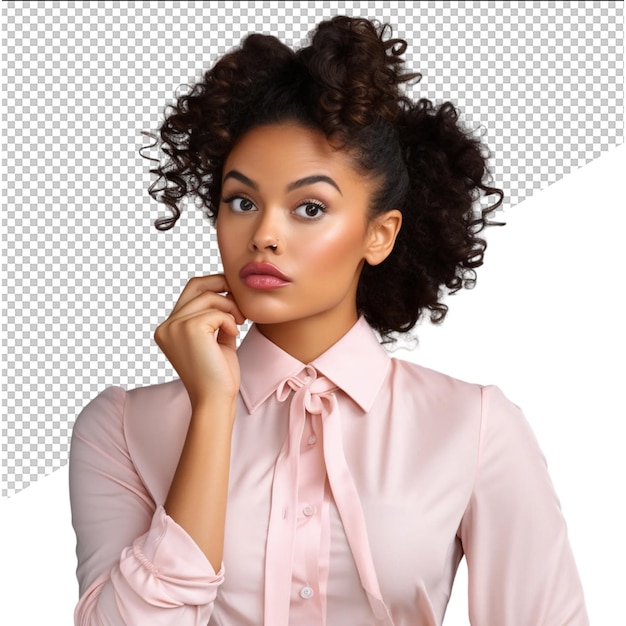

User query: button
[307,435,317,445]
[300,586,314,599]
[302,504,316,516]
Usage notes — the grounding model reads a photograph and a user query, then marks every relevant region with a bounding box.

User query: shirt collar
[238,316,391,414]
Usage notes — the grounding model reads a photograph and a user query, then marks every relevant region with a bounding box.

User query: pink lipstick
[239,262,291,290]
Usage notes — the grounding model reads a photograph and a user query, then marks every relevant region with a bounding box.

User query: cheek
[299,224,365,274]
[215,223,237,270]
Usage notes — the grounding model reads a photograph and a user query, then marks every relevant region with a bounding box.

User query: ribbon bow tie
[275,364,337,413]
[264,365,394,625]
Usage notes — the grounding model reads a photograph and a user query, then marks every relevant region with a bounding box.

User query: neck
[255,309,359,364]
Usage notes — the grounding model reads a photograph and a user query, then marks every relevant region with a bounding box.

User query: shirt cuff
[118,505,225,608]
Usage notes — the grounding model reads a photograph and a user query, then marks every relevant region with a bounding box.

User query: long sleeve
[69,386,224,625]
[458,385,589,625]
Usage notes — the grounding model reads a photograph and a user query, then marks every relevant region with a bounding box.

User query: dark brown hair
[144,16,504,341]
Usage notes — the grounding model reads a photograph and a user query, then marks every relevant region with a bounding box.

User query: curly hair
[144,15,504,341]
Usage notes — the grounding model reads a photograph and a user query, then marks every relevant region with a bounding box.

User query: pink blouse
[69,316,589,625]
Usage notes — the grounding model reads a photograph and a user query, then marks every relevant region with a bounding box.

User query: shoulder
[71,385,128,450]
[392,361,539,461]
[119,377,192,449]
[387,355,484,410]
[387,359,538,473]
[385,358,525,440]
[72,378,192,505]
[123,377,192,423]
[377,358,487,456]
[475,383,543,466]
[72,378,191,436]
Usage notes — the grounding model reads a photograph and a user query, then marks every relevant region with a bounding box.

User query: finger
[169,291,245,325]
[198,291,245,325]
[170,274,232,315]
[168,309,239,339]
[217,323,237,351]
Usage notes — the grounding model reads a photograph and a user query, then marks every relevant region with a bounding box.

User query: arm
[69,386,223,626]
[163,396,236,570]
[458,385,589,625]
[70,274,244,625]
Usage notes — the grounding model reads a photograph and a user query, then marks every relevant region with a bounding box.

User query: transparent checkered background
[1,1,623,498]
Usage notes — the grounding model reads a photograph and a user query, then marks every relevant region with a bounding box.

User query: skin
[155,122,402,569]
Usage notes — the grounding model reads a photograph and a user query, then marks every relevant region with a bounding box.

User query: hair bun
[299,16,420,128]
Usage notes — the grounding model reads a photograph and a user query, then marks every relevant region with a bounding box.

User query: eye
[223,196,257,212]
[293,200,327,220]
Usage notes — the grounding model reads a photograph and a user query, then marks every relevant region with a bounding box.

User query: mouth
[239,262,291,289]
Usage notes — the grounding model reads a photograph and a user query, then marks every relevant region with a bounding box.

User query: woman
[69,16,589,625]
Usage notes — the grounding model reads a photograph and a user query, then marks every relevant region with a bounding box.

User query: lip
[239,262,291,289]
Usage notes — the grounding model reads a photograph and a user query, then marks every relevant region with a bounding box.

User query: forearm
[164,399,237,572]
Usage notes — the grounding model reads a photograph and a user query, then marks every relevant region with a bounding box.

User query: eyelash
[221,195,328,220]
[222,195,256,213]
[293,199,327,220]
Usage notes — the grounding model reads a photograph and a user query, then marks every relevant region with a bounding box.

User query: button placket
[291,389,325,622]
[267,366,392,625]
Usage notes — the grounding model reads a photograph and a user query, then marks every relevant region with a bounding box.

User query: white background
[1,143,624,624]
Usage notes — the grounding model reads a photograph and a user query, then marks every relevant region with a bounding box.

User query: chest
[216,393,476,623]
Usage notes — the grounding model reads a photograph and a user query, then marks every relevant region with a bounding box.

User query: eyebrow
[222,170,343,196]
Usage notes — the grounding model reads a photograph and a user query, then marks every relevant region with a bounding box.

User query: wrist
[191,396,238,422]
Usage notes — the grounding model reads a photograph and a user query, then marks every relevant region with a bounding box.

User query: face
[216,123,395,336]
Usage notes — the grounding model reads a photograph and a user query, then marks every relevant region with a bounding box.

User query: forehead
[222,123,359,181]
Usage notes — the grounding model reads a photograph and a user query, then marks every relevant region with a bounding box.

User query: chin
[238,302,295,326]
[246,312,300,326]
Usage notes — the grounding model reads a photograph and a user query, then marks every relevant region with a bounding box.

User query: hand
[154,274,246,411]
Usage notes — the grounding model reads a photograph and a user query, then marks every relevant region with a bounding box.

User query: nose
[249,210,282,253]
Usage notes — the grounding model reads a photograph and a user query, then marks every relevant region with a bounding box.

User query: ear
[364,209,403,266]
